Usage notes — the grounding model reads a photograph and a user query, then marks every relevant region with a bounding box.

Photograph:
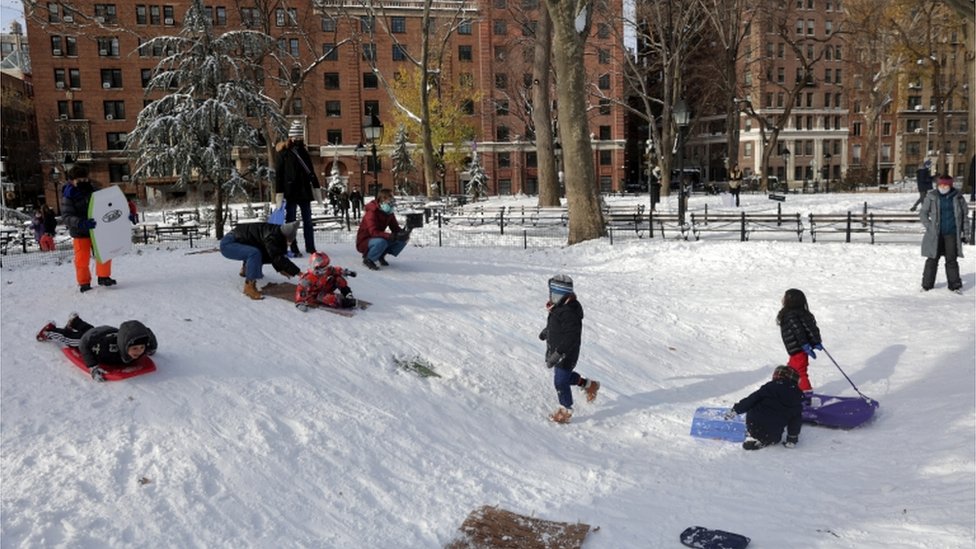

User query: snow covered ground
[2,192,974,548]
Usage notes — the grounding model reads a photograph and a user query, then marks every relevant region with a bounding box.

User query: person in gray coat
[919,175,971,293]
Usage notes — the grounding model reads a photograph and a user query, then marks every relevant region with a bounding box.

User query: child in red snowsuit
[295,252,358,311]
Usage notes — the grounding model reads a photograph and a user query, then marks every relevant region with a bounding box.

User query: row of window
[755,43,842,61]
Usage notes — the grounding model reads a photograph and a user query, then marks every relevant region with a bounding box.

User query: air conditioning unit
[99,49,108,56]
[121,175,130,182]
[62,15,73,22]
[164,17,174,25]
[106,114,114,120]
[55,82,65,89]
[103,82,112,89]
[914,105,922,111]
[59,114,68,120]
[119,134,127,142]
[52,48,62,55]
[94,16,104,23]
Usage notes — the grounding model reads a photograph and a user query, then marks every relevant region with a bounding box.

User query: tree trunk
[545,0,605,244]
[533,7,560,208]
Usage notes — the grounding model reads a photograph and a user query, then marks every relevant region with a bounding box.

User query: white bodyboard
[88,185,132,262]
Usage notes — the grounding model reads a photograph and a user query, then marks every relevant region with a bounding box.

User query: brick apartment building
[25,0,627,207]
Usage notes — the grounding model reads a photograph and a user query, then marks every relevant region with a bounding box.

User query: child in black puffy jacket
[726,366,804,450]
[37,313,157,382]
[777,288,822,392]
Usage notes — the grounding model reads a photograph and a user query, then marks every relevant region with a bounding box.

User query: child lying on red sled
[294,252,358,311]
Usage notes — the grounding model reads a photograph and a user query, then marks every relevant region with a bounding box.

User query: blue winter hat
[548,274,574,302]
[923,159,932,169]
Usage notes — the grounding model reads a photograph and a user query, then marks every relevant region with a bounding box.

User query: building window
[108,163,131,182]
[599,99,611,115]
[526,152,537,167]
[495,99,509,115]
[391,16,406,33]
[68,68,81,88]
[598,48,610,64]
[360,16,374,33]
[496,125,510,141]
[907,95,922,110]
[279,38,299,57]
[363,72,378,88]
[326,129,342,144]
[240,7,259,28]
[599,150,611,165]
[103,100,125,119]
[275,8,297,26]
[494,46,506,61]
[495,73,507,89]
[141,68,151,87]
[852,122,861,136]
[498,152,510,168]
[97,37,120,57]
[493,19,507,35]
[64,36,77,56]
[99,68,122,88]
[522,20,537,37]
[459,72,474,88]
[458,45,472,61]
[493,0,506,8]
[461,99,474,115]
[364,100,379,117]
[362,44,376,61]
[324,72,339,89]
[597,23,610,39]
[458,20,472,35]
[598,74,610,90]
[325,100,341,117]
[744,142,753,157]
[392,44,408,61]
[599,125,611,140]
[323,43,338,61]
[93,4,118,23]
[51,36,62,55]
[48,2,61,22]
[107,132,127,150]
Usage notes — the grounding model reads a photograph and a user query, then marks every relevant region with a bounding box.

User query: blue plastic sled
[802,393,879,429]
[681,526,750,549]
[690,407,746,442]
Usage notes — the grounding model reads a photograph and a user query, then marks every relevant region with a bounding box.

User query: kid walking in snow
[538,275,600,424]
[294,252,358,311]
[777,288,822,393]
[724,365,804,450]
[36,313,157,382]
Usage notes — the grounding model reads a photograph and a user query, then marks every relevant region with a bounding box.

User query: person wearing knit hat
[219,221,301,300]
[723,365,804,450]
[275,119,324,258]
[919,173,970,293]
[538,274,600,424]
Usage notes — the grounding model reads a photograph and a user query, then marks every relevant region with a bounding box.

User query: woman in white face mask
[919,174,971,293]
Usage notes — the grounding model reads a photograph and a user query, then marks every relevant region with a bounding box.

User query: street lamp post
[780,147,790,193]
[823,151,832,193]
[354,143,367,196]
[363,114,384,198]
[674,99,691,226]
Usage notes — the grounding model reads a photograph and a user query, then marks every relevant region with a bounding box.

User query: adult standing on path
[919,175,971,293]
[349,189,364,219]
[911,159,934,212]
[275,120,323,257]
[728,163,743,207]
[60,165,116,292]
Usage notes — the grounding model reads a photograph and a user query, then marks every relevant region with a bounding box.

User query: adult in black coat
[911,160,934,212]
[274,120,323,256]
[219,221,301,300]
[728,366,804,450]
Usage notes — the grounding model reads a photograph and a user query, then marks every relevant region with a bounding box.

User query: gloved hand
[296,303,309,312]
[88,365,107,382]
[545,350,565,368]
[814,343,824,351]
[79,218,97,230]
[538,328,549,341]
[274,193,284,210]
[395,229,412,242]
[313,188,325,207]
[723,409,738,421]
[342,269,357,278]
[783,435,798,449]
[340,296,358,309]
[802,343,817,359]
[129,214,139,225]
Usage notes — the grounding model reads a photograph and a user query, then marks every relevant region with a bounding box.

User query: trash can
[405,212,424,229]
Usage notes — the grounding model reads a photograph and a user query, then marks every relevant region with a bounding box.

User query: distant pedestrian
[349,189,364,219]
[728,164,743,207]
[539,275,600,424]
[919,175,970,293]
[777,288,822,393]
[911,159,934,212]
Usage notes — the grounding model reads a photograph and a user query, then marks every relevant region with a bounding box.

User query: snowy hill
[2,193,974,548]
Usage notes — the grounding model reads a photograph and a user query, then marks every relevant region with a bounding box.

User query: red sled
[62,347,157,381]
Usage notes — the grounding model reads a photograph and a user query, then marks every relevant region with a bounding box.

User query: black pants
[911,190,927,211]
[729,187,741,206]
[922,235,961,290]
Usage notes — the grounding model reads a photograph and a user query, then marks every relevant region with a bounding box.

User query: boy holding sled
[724,366,803,450]
[539,275,600,424]
[295,252,358,311]
[37,313,157,382]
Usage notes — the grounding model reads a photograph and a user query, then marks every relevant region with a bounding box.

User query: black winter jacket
[60,181,97,238]
[80,320,158,369]
[275,142,320,204]
[732,379,803,445]
[540,296,583,370]
[779,309,821,355]
[230,222,301,276]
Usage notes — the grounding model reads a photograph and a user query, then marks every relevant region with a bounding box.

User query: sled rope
[823,347,875,404]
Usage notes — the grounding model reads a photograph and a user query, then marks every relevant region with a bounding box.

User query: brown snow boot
[584,379,600,403]
[549,407,573,424]
[243,279,264,300]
